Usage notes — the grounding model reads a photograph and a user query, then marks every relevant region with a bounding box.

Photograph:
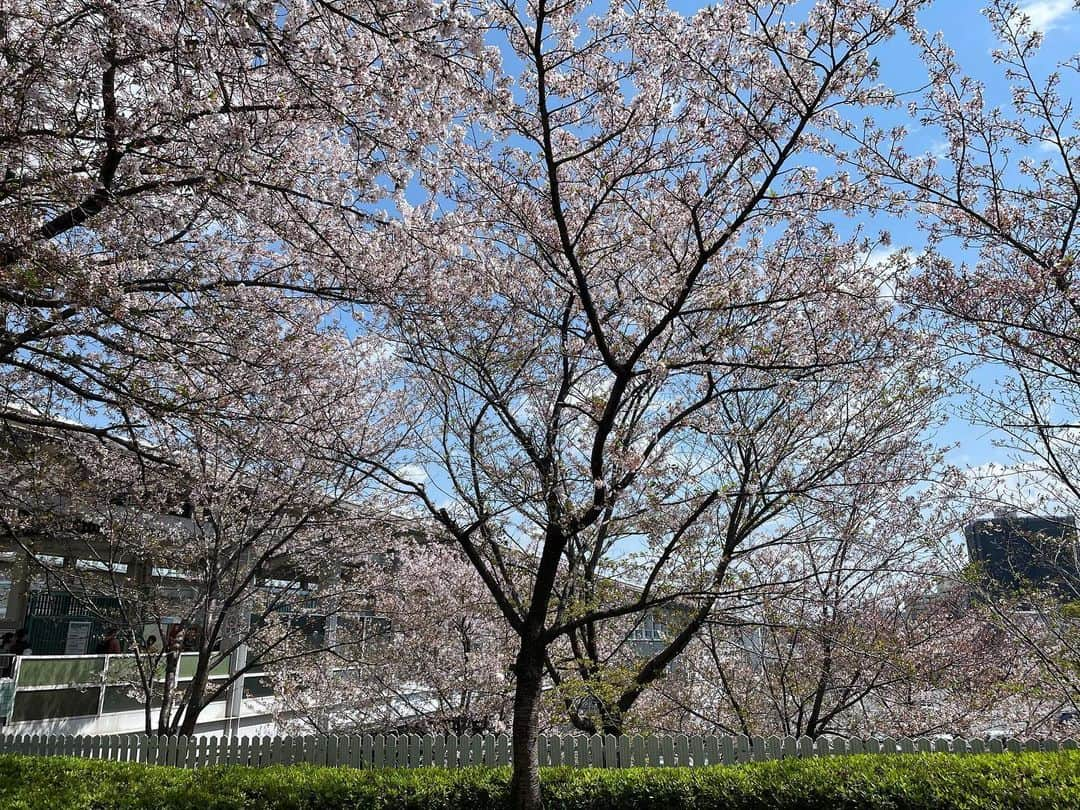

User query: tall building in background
[964,513,1078,597]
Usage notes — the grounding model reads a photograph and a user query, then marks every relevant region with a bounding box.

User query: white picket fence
[0,732,1075,769]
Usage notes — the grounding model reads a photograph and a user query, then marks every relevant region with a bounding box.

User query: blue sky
[870,0,1077,473]
[719,0,1079,476]
[619,2,1069,473]
[391,0,1079,521]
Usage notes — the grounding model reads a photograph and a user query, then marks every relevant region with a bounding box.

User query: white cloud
[356,335,396,363]
[865,246,898,267]
[961,461,1075,517]
[395,463,428,485]
[846,246,906,304]
[1016,0,1075,32]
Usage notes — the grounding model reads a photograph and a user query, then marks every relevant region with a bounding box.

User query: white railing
[0,731,1076,768]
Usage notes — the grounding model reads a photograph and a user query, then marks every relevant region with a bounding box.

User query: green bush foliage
[0,751,1078,810]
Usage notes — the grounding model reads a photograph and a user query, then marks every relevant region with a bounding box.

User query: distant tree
[641,477,1054,738]
[961,513,1080,725]
[272,542,516,736]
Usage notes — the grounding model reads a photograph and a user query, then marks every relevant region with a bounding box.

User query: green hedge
[1,751,1079,809]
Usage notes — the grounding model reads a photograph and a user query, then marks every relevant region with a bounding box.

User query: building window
[629,613,664,642]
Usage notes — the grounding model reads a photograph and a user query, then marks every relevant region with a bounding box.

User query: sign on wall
[64,621,92,655]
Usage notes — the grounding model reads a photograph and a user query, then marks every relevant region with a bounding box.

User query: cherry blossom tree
[0,0,482,445]
[272,542,516,735]
[850,0,1080,722]
[850,0,1078,521]
[639,474,1055,739]
[359,1,934,805]
[0,0,482,734]
[0,297,404,735]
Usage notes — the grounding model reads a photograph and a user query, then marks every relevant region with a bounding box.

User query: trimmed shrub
[0,751,1078,809]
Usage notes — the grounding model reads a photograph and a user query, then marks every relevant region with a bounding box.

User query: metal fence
[0,731,1076,769]
[25,592,124,654]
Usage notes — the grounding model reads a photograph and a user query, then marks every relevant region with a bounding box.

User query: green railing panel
[14,653,230,690]
[16,656,105,687]
[177,654,229,679]
[11,687,100,722]
[104,655,166,684]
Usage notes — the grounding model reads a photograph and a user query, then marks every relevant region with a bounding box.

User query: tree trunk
[509,643,545,810]
[157,649,179,734]
[568,704,625,736]
[600,713,624,737]
[144,697,153,736]
[177,653,210,736]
